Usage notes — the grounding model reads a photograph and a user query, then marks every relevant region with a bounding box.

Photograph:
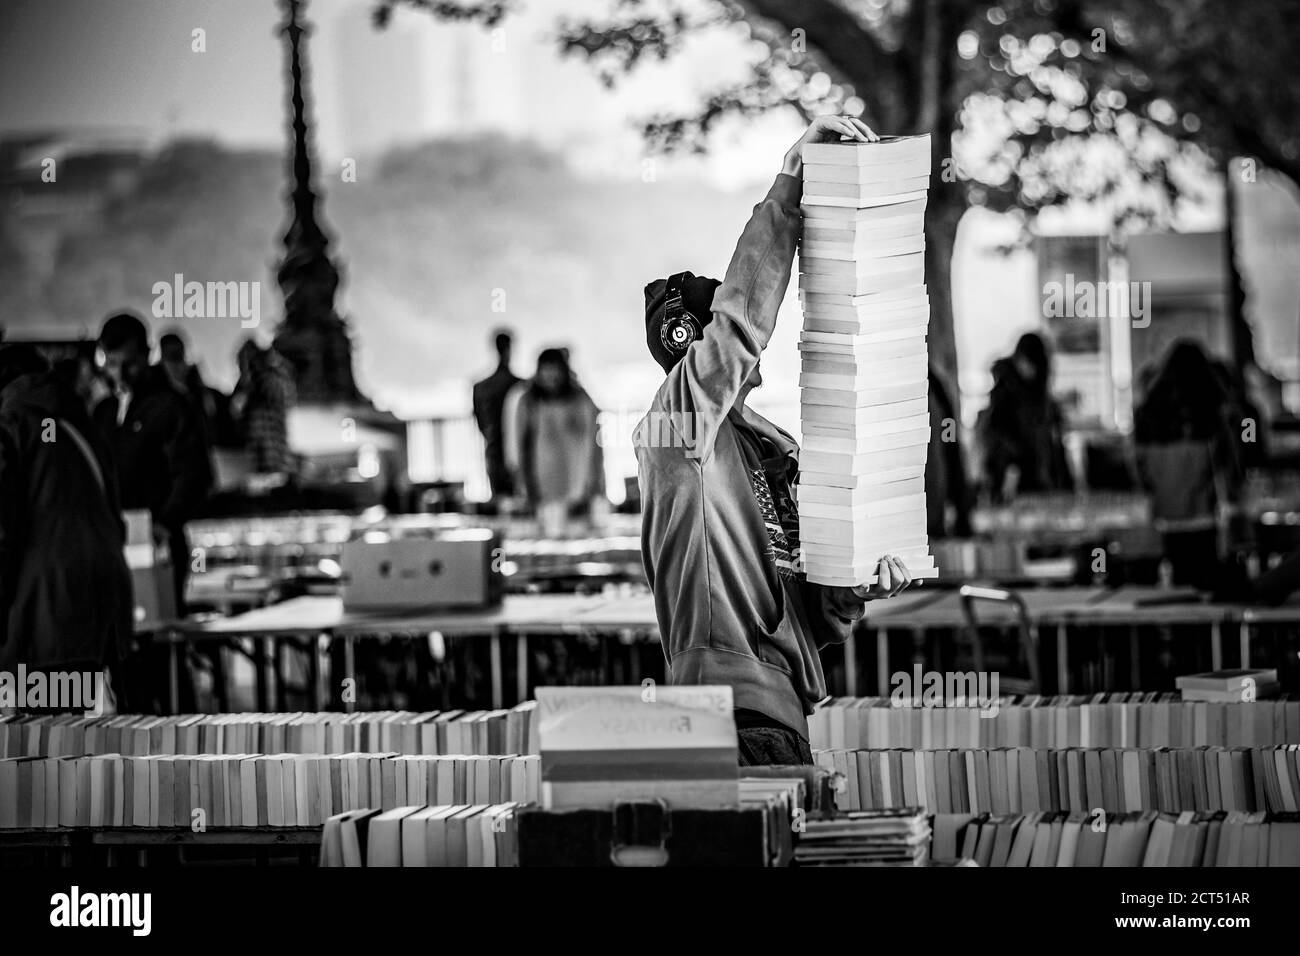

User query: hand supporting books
[852,554,915,600]
[782,115,879,178]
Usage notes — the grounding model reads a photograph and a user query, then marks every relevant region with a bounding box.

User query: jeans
[737,724,813,767]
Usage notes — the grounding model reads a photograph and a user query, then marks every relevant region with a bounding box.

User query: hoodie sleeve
[651,173,802,463]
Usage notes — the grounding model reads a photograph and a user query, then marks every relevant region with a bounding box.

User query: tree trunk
[914,0,963,418]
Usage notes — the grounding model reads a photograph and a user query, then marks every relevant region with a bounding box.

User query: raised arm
[652,116,878,462]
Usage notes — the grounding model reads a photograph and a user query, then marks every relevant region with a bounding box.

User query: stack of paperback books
[536,686,738,810]
[1176,669,1280,702]
[794,807,930,866]
[797,135,938,587]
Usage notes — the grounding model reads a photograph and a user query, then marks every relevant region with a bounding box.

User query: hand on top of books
[783,115,879,177]
[852,554,915,601]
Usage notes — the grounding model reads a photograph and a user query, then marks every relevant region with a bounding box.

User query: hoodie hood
[0,372,93,427]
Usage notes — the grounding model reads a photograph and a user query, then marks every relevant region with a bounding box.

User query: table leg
[309,633,324,712]
[343,635,356,715]
[490,628,504,709]
[1210,621,1223,672]
[516,632,528,704]
[272,638,286,712]
[910,627,925,670]
[1240,622,1251,668]
[168,639,180,715]
[1129,626,1140,690]
[876,629,889,697]
[1056,625,1068,695]
[253,639,268,712]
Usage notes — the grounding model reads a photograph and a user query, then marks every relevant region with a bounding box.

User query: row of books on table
[320,804,521,867]
[931,809,1300,867]
[317,802,1300,867]
[815,745,1300,815]
[810,690,1300,752]
[0,705,539,759]
[319,798,918,868]
[0,752,540,830]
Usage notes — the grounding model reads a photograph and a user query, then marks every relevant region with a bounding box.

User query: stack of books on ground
[814,745,1300,815]
[797,134,938,588]
[536,686,738,810]
[0,752,539,829]
[794,807,929,866]
[1176,669,1280,703]
[0,705,539,758]
[809,693,1300,751]
[931,810,1300,866]
[320,803,520,867]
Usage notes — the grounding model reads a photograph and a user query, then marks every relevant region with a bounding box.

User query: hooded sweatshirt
[0,372,133,670]
[635,173,867,738]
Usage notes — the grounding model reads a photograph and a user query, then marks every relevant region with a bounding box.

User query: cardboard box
[340,529,503,611]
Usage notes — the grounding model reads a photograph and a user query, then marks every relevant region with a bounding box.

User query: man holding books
[637,116,915,767]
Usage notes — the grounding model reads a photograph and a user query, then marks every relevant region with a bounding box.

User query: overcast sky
[0,0,797,185]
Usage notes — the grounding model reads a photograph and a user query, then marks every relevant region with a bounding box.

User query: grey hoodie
[635,173,866,739]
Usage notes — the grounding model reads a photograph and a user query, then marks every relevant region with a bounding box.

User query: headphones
[660,271,704,357]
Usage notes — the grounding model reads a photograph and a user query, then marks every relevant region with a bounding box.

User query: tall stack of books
[797,135,938,587]
[794,807,930,866]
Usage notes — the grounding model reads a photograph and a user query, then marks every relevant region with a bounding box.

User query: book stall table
[167,593,662,714]
[165,588,1280,714]
[1236,599,1300,668]
[1084,587,1235,685]
[856,585,1240,696]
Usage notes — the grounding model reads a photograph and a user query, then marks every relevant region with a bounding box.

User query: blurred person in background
[472,328,522,502]
[0,345,132,709]
[1134,339,1242,590]
[230,338,295,483]
[505,347,604,533]
[93,312,212,612]
[52,351,111,413]
[927,366,973,538]
[159,329,236,448]
[1209,356,1269,468]
[977,331,1073,502]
